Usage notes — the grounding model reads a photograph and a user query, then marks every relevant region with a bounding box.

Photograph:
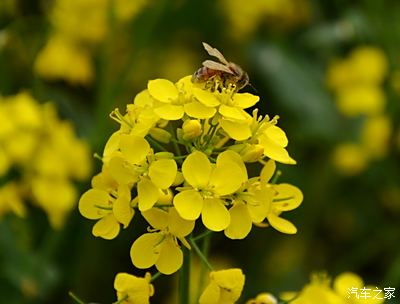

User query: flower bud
[149,127,171,143]
[254,293,278,304]
[240,144,264,162]
[182,119,202,140]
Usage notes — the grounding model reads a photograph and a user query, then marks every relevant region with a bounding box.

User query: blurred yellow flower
[0,182,26,218]
[336,85,385,117]
[34,35,93,85]
[246,292,278,304]
[287,272,384,304]
[0,92,92,228]
[220,0,310,39]
[332,143,369,176]
[361,115,392,159]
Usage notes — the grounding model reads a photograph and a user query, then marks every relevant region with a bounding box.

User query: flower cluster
[0,92,92,228]
[327,47,392,175]
[34,0,149,85]
[79,72,303,277]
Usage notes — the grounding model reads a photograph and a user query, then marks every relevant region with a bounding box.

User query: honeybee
[192,42,249,91]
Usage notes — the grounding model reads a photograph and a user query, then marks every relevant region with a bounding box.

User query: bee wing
[202,42,229,65]
[202,60,234,74]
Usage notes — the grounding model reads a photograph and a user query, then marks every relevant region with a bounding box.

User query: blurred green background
[0,0,399,303]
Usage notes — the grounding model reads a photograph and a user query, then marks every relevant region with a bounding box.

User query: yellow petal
[141,208,168,230]
[219,105,248,120]
[134,89,154,107]
[184,101,216,119]
[79,189,110,220]
[173,190,203,220]
[199,281,220,304]
[113,187,134,228]
[108,156,138,185]
[202,198,230,231]
[264,125,288,147]
[168,208,195,237]
[220,119,251,141]
[154,104,184,120]
[210,163,243,196]
[216,150,247,181]
[247,188,273,223]
[138,178,159,211]
[259,135,296,165]
[211,268,245,302]
[148,79,179,102]
[92,214,120,239]
[103,131,121,160]
[149,159,177,189]
[182,151,211,188]
[273,183,303,211]
[114,272,153,304]
[267,213,297,234]
[156,237,183,275]
[224,203,252,240]
[193,87,220,107]
[130,233,161,269]
[333,272,364,297]
[260,160,276,183]
[119,134,150,164]
[233,93,259,108]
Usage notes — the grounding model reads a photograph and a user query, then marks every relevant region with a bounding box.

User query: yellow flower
[286,272,384,304]
[174,150,246,231]
[34,35,93,85]
[361,115,392,159]
[224,159,273,239]
[107,134,177,211]
[332,143,369,175]
[32,177,78,229]
[79,169,134,239]
[0,182,26,218]
[147,77,193,120]
[130,207,194,275]
[246,293,278,304]
[247,111,296,164]
[327,47,388,91]
[199,268,245,304]
[336,85,385,117]
[114,272,154,304]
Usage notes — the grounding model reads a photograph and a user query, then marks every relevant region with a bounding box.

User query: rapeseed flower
[130,207,194,274]
[199,268,245,304]
[79,169,133,239]
[114,272,154,304]
[0,92,92,228]
[174,150,246,231]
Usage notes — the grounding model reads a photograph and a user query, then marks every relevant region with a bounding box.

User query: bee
[192,42,249,91]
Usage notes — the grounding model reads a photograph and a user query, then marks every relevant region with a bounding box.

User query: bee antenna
[248,82,258,94]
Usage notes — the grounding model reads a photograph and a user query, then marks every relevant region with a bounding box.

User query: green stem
[192,230,213,242]
[189,238,213,271]
[150,271,162,282]
[179,247,190,304]
[68,291,87,304]
[113,294,129,304]
[146,136,168,152]
[271,170,282,184]
[196,233,212,302]
[169,123,182,156]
